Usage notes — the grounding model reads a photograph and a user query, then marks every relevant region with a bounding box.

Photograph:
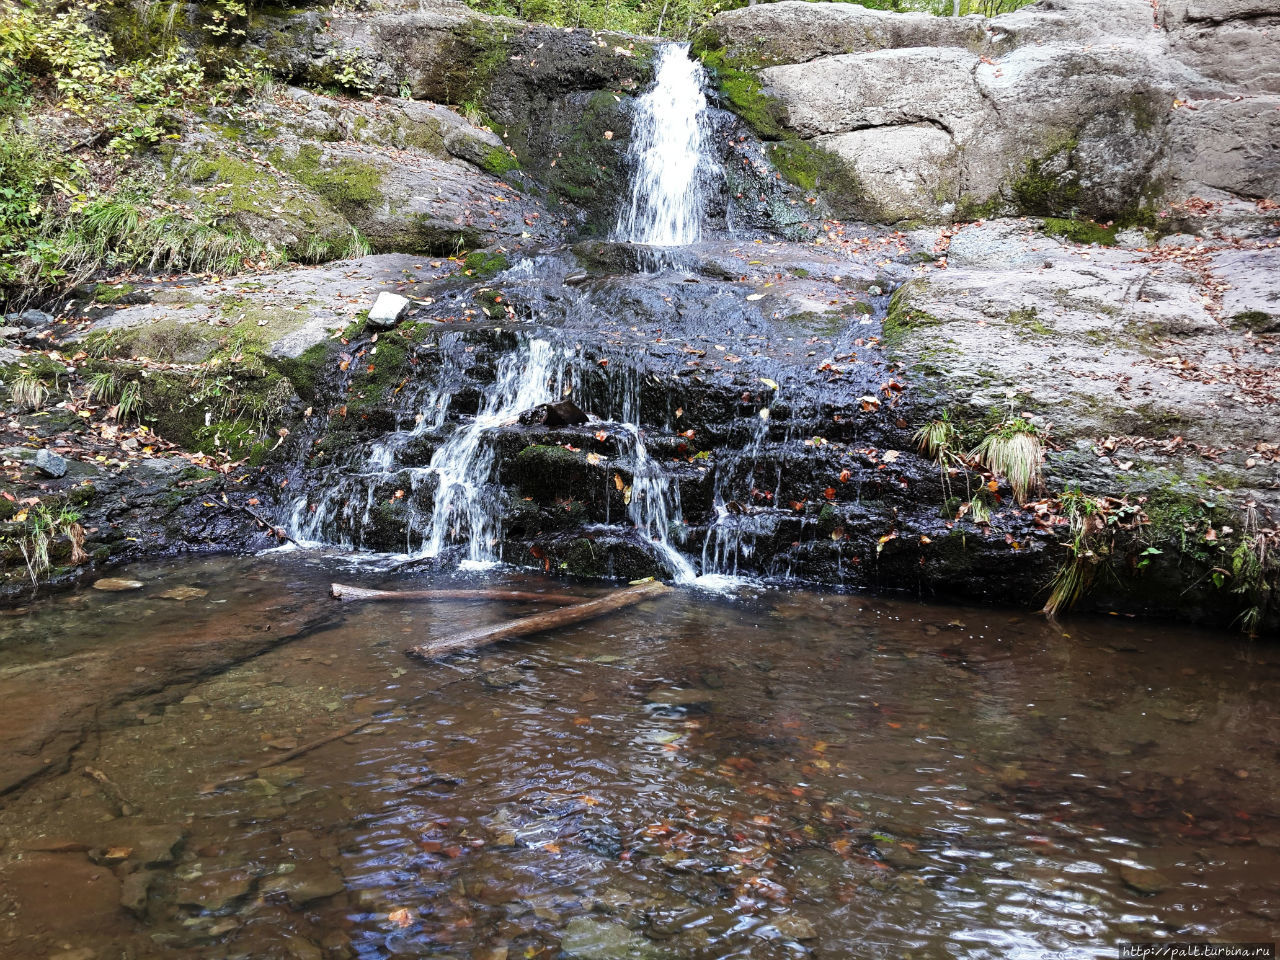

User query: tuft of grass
[1227,503,1276,637]
[11,370,48,410]
[970,418,1043,504]
[13,502,84,585]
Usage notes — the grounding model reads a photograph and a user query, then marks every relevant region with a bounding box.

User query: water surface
[1,554,1277,959]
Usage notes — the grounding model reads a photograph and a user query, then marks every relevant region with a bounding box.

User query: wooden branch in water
[404,581,672,661]
[330,583,584,605]
[229,503,301,547]
[84,765,140,816]
[200,720,372,793]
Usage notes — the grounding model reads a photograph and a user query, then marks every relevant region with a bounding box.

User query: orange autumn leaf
[388,908,413,928]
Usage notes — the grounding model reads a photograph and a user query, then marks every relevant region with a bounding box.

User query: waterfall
[422,338,569,567]
[617,44,714,246]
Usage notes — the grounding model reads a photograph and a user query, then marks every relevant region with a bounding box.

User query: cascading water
[422,338,570,567]
[617,44,715,246]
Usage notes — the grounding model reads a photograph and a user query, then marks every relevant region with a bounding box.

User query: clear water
[617,44,716,247]
[2,554,1278,959]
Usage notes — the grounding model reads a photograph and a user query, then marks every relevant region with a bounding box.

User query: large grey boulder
[699,0,1279,223]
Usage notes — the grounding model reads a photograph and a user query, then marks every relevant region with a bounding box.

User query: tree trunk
[331,583,584,605]
[405,581,672,661]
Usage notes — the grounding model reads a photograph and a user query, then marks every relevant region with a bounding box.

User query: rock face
[695,0,1279,222]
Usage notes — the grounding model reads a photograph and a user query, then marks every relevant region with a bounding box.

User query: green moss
[881,280,943,347]
[479,145,520,176]
[769,140,867,211]
[273,339,332,403]
[346,340,410,412]
[1232,310,1279,334]
[1008,306,1053,335]
[189,153,275,216]
[698,48,787,140]
[93,282,136,304]
[442,21,511,106]
[192,419,272,465]
[1042,217,1118,247]
[273,144,383,214]
[1008,140,1080,217]
[463,250,509,278]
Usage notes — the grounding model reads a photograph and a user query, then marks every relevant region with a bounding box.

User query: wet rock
[367,291,410,328]
[261,861,346,907]
[174,870,255,912]
[644,688,714,712]
[772,915,818,941]
[34,448,67,478]
[1119,863,1171,895]
[518,399,589,427]
[559,917,671,960]
[119,869,156,917]
[481,665,526,689]
[92,578,144,592]
[155,585,208,601]
[17,308,53,328]
[108,823,186,866]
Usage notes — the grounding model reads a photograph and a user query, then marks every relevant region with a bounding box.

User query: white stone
[367,292,410,328]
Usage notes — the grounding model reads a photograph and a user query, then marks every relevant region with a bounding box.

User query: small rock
[174,870,255,912]
[481,665,526,689]
[155,585,208,601]
[1119,863,1170,896]
[772,915,818,941]
[119,870,156,917]
[92,578,144,592]
[367,292,410,328]
[109,823,186,866]
[17,308,53,328]
[261,862,346,907]
[518,399,589,427]
[644,688,713,712]
[34,448,68,478]
[559,917,670,960]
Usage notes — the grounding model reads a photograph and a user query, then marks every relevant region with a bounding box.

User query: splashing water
[617,44,714,247]
[422,338,571,566]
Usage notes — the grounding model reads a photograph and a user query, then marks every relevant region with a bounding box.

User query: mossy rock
[881,280,944,347]
[1042,217,1118,247]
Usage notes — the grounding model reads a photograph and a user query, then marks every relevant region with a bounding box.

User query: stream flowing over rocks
[0,0,1276,634]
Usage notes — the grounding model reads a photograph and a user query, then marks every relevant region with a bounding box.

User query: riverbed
[1,553,1277,959]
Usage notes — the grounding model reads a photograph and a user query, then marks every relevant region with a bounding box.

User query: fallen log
[405,580,672,661]
[330,583,583,605]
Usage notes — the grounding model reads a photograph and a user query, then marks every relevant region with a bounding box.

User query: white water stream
[617,44,715,246]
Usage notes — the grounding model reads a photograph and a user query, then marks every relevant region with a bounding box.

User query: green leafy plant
[1227,503,1276,637]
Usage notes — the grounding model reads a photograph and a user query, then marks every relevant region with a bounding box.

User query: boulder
[698,0,1278,222]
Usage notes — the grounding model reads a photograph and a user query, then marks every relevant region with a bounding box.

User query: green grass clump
[970,417,1043,504]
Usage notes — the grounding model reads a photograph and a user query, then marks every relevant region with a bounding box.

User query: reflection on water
[1,554,1278,959]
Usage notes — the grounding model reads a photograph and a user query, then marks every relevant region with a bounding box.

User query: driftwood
[200,719,372,793]
[330,583,583,605]
[84,765,140,816]
[230,503,301,546]
[405,580,671,661]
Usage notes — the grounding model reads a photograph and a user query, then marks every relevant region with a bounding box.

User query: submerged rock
[92,578,145,592]
[559,917,672,960]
